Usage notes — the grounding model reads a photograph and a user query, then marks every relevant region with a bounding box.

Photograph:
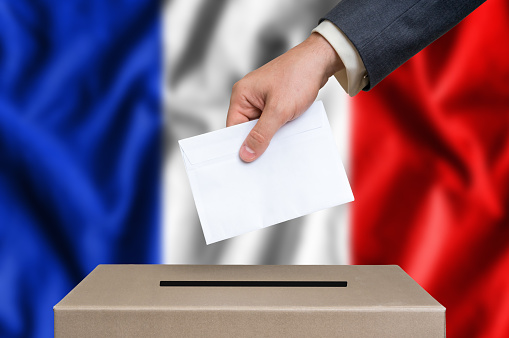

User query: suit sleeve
[321,0,486,90]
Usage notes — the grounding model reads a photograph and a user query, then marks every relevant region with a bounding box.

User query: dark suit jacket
[321,0,486,90]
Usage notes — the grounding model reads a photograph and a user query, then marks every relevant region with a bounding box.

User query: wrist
[305,32,344,82]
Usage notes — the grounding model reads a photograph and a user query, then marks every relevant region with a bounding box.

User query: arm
[323,0,486,90]
[227,0,486,162]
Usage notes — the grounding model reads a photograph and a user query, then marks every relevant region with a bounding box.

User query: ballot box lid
[54,264,444,311]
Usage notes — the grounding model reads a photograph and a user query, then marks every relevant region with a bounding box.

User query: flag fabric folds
[352,0,509,336]
[1,0,509,337]
[0,1,161,337]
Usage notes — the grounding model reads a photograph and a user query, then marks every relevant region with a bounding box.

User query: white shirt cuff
[312,20,369,96]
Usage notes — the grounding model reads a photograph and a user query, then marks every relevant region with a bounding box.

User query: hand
[226,32,344,162]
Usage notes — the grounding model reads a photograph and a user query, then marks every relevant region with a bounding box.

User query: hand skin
[226,32,344,162]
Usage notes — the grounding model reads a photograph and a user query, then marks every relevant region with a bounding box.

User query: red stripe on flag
[351,0,509,336]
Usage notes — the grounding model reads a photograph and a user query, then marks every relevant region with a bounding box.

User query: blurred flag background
[0,0,508,337]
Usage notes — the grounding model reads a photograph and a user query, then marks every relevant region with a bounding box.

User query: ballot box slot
[159,281,347,287]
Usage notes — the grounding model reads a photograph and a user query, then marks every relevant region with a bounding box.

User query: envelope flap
[179,101,325,165]
[179,120,256,165]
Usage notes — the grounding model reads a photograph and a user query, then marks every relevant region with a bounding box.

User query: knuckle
[232,79,246,94]
[232,81,240,92]
[248,129,267,146]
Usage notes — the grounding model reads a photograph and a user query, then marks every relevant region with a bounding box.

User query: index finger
[226,103,250,127]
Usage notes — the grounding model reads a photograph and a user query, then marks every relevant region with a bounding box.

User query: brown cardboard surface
[54,265,445,337]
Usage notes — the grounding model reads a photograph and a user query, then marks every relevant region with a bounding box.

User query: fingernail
[244,145,255,154]
[240,144,256,162]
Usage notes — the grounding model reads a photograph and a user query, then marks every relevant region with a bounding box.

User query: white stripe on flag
[162,0,351,265]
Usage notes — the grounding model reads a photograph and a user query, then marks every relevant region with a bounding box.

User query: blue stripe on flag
[0,1,161,336]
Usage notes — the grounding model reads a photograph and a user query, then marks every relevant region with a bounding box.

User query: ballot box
[54,265,445,337]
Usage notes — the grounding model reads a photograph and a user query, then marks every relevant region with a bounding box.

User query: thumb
[239,107,284,162]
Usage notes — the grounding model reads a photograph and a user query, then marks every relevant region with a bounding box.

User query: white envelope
[179,101,354,244]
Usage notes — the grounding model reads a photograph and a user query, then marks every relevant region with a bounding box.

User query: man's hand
[226,32,344,162]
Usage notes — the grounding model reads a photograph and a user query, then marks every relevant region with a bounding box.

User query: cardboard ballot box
[54,265,445,337]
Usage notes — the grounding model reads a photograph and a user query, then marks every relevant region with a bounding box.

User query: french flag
[0,1,508,337]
